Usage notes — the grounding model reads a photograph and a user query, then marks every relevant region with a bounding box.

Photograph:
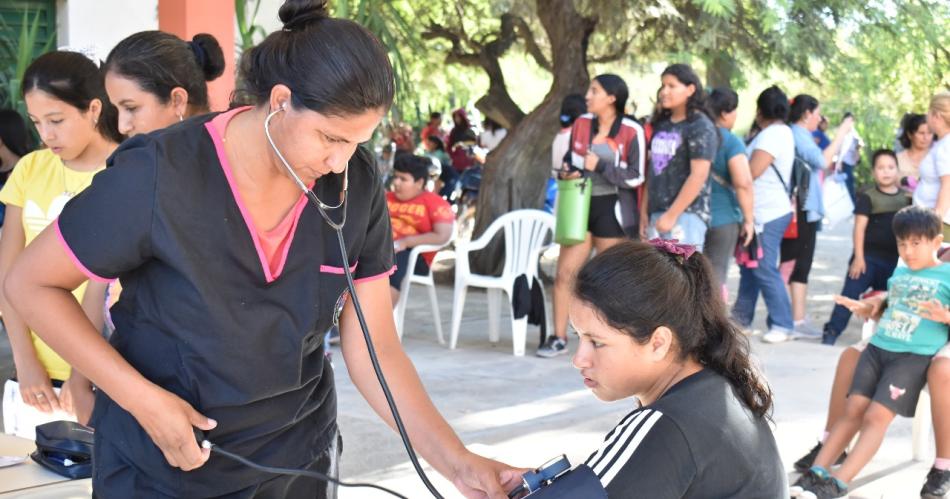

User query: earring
[178,114,184,122]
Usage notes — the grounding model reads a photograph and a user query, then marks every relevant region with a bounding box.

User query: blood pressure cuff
[526,465,607,498]
[30,420,94,479]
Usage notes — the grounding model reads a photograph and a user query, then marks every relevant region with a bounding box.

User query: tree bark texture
[469,0,595,274]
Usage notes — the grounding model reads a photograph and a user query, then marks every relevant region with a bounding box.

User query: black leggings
[779,210,818,284]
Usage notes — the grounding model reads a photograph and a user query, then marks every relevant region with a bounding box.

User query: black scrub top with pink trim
[54,110,394,496]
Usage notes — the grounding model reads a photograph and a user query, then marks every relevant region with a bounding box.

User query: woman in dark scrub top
[4,1,521,498]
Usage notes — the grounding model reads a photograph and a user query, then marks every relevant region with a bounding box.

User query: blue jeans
[648,212,708,252]
[841,162,856,203]
[822,253,896,344]
[732,213,794,331]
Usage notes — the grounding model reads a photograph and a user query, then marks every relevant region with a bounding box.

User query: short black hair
[893,205,942,241]
[425,134,445,151]
[393,153,429,182]
[756,85,790,122]
[871,148,897,168]
[707,87,738,119]
[429,111,442,120]
[899,113,928,149]
[559,93,586,128]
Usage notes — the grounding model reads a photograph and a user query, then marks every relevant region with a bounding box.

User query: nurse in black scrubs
[4,1,520,497]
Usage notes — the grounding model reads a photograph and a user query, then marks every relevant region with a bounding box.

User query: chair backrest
[487,209,555,281]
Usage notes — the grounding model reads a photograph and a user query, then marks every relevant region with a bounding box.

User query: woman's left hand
[451,451,529,499]
[584,151,599,172]
[741,220,755,247]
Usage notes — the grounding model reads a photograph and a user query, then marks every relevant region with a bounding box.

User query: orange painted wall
[158,0,235,111]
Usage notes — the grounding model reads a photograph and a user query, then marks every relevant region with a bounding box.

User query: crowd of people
[0,0,947,497]
[537,65,950,497]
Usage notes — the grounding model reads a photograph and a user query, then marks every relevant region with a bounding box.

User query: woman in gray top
[538,74,646,358]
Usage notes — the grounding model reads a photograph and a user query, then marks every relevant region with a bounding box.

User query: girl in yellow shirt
[0,51,121,435]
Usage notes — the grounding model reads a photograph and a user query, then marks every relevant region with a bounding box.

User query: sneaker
[742,328,762,337]
[762,328,791,344]
[794,467,848,499]
[921,466,950,498]
[793,441,848,472]
[536,337,568,358]
[792,321,823,339]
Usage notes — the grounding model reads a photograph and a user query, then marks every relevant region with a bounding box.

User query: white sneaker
[762,329,791,343]
[792,321,823,339]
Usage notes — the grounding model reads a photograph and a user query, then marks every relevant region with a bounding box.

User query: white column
[56,0,159,60]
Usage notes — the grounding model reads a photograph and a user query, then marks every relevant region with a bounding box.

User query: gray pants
[703,223,739,292]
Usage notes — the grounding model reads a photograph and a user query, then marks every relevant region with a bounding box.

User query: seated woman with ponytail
[569,240,786,498]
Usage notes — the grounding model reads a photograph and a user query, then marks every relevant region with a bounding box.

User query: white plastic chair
[858,291,933,461]
[393,225,455,344]
[450,209,555,356]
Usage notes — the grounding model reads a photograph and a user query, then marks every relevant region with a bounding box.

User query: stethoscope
[224,104,447,499]
[264,104,348,231]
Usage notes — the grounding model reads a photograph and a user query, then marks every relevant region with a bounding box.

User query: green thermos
[555,177,592,246]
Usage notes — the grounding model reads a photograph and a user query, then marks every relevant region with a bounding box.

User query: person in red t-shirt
[420,111,444,145]
[387,154,454,306]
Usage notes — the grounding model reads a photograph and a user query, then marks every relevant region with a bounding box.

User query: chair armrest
[458,218,504,253]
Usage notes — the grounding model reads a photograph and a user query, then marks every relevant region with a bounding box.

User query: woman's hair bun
[279,0,330,31]
[189,33,225,81]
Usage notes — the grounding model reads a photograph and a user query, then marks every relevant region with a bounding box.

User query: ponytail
[574,241,774,419]
[681,253,773,418]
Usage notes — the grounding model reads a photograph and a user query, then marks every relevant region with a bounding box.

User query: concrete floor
[0,220,935,498]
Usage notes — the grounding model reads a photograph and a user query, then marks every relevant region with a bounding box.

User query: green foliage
[235,0,267,54]
[693,0,736,16]
[818,0,950,185]
[0,7,54,131]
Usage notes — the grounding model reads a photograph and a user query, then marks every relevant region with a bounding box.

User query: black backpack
[771,156,811,211]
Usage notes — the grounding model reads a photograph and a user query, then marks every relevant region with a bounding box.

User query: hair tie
[188,40,207,69]
[648,238,697,261]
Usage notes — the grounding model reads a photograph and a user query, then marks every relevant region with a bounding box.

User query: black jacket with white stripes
[585,369,786,498]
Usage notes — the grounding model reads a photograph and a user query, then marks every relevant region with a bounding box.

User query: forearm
[595,157,643,188]
[340,295,466,478]
[2,306,39,369]
[347,342,465,476]
[400,232,448,249]
[735,183,754,223]
[664,167,709,218]
[0,270,38,368]
[6,280,153,414]
[823,134,847,167]
[852,217,867,259]
[80,281,108,334]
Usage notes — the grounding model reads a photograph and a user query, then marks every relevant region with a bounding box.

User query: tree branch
[588,35,634,64]
[509,15,552,71]
[422,23,482,67]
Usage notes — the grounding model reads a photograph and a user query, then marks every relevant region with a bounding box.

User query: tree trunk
[704,50,738,89]
[469,0,595,274]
